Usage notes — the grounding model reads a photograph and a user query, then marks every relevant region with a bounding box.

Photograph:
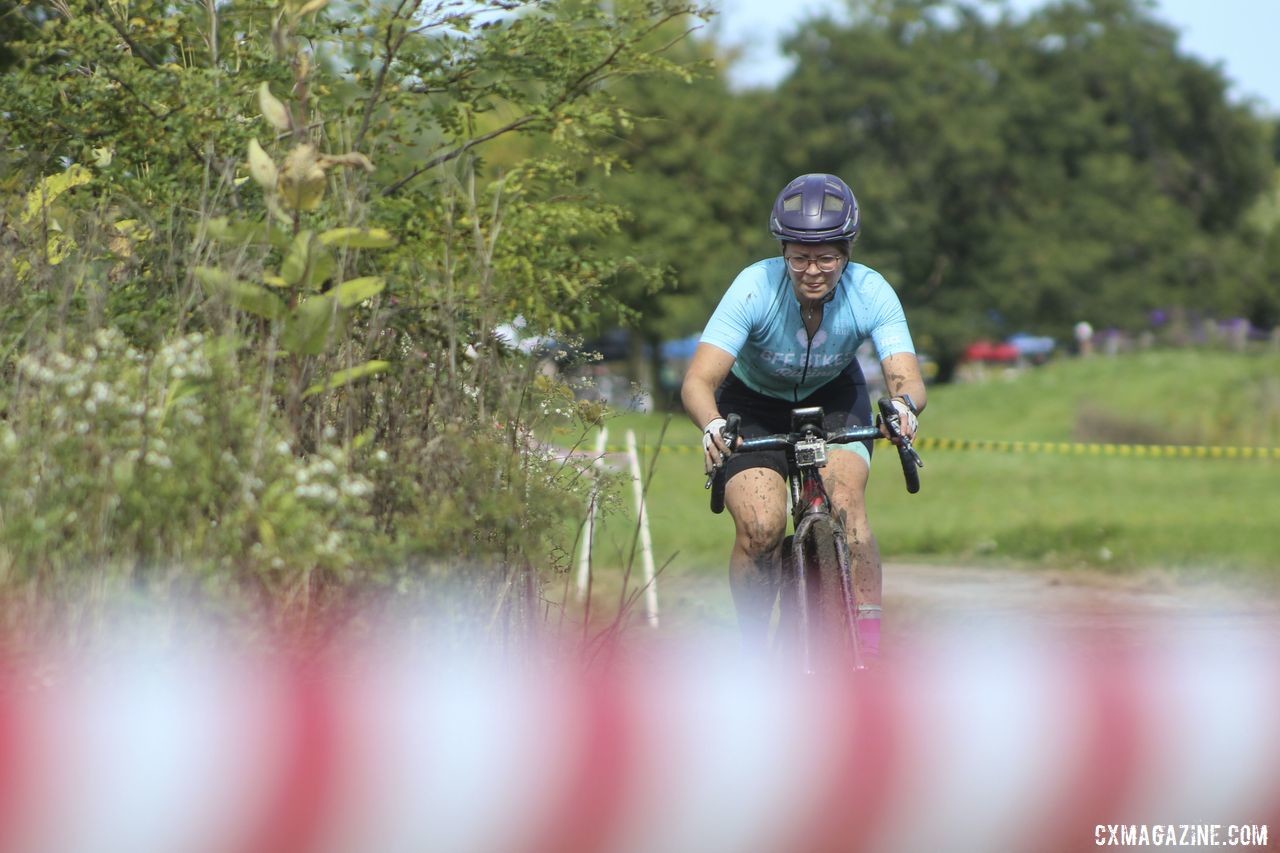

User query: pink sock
[856,614,881,657]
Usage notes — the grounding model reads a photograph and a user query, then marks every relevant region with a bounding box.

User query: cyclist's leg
[824,448,883,659]
[824,449,877,599]
[713,374,792,654]
[723,467,788,654]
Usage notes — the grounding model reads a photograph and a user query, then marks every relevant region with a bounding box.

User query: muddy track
[654,562,1280,652]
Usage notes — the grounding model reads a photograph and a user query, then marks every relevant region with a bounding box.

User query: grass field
[567,348,1280,608]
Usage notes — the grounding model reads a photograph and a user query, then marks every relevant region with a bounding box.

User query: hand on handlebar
[702,416,731,476]
[886,398,918,444]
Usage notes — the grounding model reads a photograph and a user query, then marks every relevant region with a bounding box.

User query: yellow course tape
[602,439,1279,460]
[912,438,1277,459]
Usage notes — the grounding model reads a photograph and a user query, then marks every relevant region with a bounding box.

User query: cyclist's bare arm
[681,342,737,471]
[879,352,927,440]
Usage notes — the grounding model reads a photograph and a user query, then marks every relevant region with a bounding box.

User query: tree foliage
[579,0,1277,381]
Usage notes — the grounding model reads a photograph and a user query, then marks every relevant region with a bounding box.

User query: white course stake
[626,429,660,628]
[575,427,608,602]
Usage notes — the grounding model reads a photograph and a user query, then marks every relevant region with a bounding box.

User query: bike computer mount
[790,406,827,468]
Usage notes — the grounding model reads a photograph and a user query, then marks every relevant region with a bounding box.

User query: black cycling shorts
[713,370,874,485]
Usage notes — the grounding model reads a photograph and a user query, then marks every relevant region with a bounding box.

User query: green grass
[574,348,1280,589]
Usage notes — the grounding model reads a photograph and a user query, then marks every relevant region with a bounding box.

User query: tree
[567,25,769,397]
[753,0,1275,377]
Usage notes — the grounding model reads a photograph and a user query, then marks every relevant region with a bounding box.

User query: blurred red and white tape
[1,606,1277,853]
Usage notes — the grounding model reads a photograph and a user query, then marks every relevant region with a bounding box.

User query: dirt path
[884,562,1280,653]
[652,561,1280,653]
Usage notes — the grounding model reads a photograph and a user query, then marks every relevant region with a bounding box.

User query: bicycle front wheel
[793,517,859,674]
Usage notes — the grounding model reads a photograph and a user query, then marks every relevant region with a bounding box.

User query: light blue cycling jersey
[699,257,915,400]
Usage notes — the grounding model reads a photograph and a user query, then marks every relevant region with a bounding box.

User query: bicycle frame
[787,420,864,673]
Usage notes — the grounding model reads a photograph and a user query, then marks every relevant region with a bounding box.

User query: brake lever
[704,413,741,489]
[899,435,924,468]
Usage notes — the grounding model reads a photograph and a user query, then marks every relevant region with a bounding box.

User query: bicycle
[708,398,922,673]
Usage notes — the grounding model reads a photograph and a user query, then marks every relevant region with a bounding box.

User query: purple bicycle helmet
[768,173,860,245]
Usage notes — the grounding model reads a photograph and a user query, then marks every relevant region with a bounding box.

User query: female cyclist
[680,173,926,660]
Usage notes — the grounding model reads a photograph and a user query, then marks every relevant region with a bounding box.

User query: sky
[710,0,1280,114]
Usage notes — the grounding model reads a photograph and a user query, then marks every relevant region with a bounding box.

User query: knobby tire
[777,520,859,674]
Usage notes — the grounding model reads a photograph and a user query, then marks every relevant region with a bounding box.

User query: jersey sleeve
[865,271,916,358]
[698,265,766,358]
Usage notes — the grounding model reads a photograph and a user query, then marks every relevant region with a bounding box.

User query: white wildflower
[144,451,171,468]
[341,479,372,498]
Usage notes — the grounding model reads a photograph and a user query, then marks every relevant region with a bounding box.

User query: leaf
[278,143,326,210]
[303,242,336,291]
[22,164,92,223]
[282,294,339,355]
[257,518,276,548]
[162,376,208,422]
[316,151,375,173]
[280,230,314,286]
[206,217,290,249]
[302,360,390,398]
[113,219,152,241]
[331,276,385,307]
[45,232,76,266]
[247,138,278,189]
[317,227,397,249]
[258,82,292,132]
[195,267,286,321]
[294,0,328,16]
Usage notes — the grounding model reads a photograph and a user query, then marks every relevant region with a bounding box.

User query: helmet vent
[782,194,803,212]
[823,193,845,212]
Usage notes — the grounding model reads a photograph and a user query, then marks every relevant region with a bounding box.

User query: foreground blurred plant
[0,0,709,628]
[1,329,371,598]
